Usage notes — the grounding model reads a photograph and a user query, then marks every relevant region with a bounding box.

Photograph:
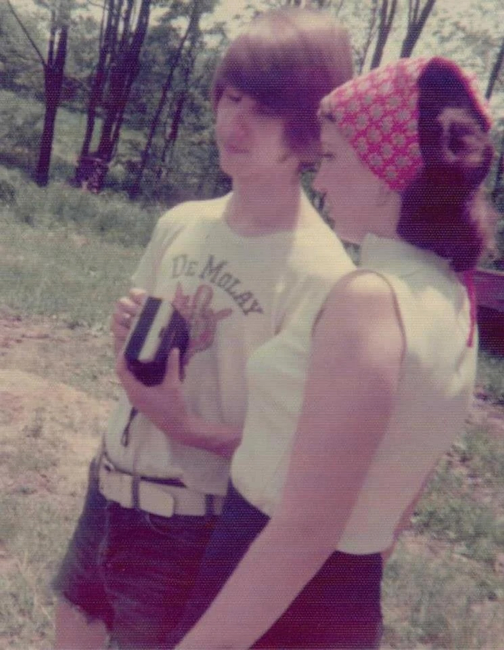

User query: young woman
[52,8,354,650]
[166,57,497,649]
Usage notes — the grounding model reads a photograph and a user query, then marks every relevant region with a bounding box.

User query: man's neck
[224,178,305,236]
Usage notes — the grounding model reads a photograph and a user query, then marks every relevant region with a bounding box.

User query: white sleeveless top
[232,234,477,553]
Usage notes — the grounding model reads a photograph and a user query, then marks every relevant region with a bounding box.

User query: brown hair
[397,59,497,271]
[211,8,353,163]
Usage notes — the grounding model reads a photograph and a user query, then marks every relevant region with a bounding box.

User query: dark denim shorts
[52,459,218,649]
[166,482,383,649]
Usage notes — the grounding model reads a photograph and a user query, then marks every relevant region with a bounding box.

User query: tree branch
[486,36,504,100]
[6,0,47,69]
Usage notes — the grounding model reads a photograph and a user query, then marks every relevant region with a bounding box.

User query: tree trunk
[486,36,504,100]
[6,0,70,187]
[77,0,116,166]
[370,0,397,70]
[76,0,151,192]
[36,24,68,186]
[400,0,437,58]
[357,0,379,73]
[129,0,199,198]
[491,133,504,203]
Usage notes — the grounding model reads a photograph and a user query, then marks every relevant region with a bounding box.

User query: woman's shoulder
[319,270,404,358]
[327,269,397,309]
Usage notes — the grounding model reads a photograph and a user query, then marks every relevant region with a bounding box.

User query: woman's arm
[176,272,404,649]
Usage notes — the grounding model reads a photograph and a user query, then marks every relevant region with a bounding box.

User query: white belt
[98,456,224,518]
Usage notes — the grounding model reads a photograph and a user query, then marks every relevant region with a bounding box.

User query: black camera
[123,297,190,386]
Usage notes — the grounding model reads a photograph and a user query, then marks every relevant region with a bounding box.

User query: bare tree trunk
[78,0,116,166]
[76,0,151,192]
[487,38,504,205]
[357,0,379,72]
[36,22,69,186]
[370,0,397,69]
[6,0,70,187]
[129,0,199,198]
[400,0,437,58]
[486,36,504,100]
[492,133,504,203]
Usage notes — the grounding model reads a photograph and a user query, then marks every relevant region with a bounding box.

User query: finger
[112,304,137,331]
[110,319,129,340]
[165,348,181,383]
[129,287,147,306]
[117,296,140,318]
[115,353,129,379]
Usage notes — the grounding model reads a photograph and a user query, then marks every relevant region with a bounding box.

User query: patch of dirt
[0,307,118,400]
[0,307,503,503]
[0,309,117,508]
[0,309,503,649]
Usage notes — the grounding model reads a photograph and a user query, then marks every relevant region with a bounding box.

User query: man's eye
[225,90,242,102]
[321,152,335,160]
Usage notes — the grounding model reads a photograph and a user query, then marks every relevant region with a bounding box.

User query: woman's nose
[313,169,324,194]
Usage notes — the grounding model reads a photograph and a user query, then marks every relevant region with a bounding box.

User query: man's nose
[230,104,250,132]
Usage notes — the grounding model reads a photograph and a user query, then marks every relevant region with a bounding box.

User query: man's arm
[116,349,241,458]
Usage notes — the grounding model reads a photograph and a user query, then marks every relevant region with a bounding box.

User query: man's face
[215,87,298,181]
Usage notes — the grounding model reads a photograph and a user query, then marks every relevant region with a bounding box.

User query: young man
[53,8,354,649]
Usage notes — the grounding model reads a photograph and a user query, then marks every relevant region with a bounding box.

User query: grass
[0,166,504,648]
[0,219,142,328]
[477,351,504,404]
[0,163,159,330]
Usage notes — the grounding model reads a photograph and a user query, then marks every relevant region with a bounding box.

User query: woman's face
[313,121,395,244]
[215,87,299,182]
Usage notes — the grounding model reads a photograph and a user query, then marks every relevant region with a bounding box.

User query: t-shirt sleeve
[131,207,186,292]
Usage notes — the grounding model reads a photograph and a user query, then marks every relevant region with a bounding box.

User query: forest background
[1,0,504,229]
[1,1,504,649]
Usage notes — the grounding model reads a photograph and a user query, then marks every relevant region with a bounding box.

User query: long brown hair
[397,59,497,271]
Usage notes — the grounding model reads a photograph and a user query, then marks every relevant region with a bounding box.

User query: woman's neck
[225,177,305,236]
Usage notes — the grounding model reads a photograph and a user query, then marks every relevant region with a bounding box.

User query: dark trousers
[166,482,383,649]
[52,460,218,649]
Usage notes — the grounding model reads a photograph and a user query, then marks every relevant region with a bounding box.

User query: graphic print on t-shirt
[173,283,233,364]
[171,253,264,317]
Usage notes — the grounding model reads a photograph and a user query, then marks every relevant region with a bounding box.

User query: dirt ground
[0,308,504,648]
[1,305,503,480]
[0,309,116,503]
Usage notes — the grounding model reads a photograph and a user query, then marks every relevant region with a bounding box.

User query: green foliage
[0,90,43,172]
[383,545,504,649]
[0,161,161,244]
[0,3,44,96]
[477,351,504,404]
[412,426,504,565]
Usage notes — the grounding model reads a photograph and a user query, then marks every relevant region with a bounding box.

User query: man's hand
[117,347,188,436]
[111,288,147,356]
[116,349,241,457]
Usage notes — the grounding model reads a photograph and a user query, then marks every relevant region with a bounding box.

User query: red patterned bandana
[321,57,491,192]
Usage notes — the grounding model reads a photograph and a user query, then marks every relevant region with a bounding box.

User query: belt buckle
[99,459,134,509]
[139,481,175,517]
